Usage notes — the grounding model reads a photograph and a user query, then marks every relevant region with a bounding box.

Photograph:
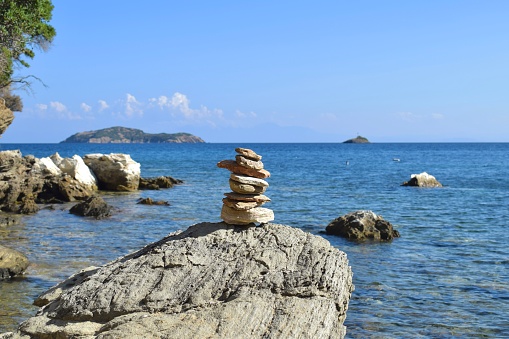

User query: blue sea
[1,143,508,338]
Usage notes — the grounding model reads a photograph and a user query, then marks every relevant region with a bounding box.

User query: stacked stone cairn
[217,148,274,225]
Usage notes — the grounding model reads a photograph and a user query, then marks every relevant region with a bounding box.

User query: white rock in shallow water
[38,157,62,176]
[59,155,98,190]
[83,153,141,191]
[221,205,274,225]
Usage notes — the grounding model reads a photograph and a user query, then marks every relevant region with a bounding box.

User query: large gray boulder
[0,245,29,280]
[83,153,141,191]
[326,210,400,241]
[5,222,353,338]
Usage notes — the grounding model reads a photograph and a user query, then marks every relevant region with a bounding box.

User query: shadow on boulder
[326,210,400,241]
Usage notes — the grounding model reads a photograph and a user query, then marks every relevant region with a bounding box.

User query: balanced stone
[224,192,271,203]
[217,160,270,179]
[222,198,263,211]
[235,155,264,170]
[230,173,269,187]
[235,147,262,161]
[229,179,266,194]
[221,205,274,225]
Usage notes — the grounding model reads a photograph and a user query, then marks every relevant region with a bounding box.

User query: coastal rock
[9,222,353,338]
[235,155,264,170]
[38,157,62,176]
[235,147,262,161]
[0,245,29,280]
[217,160,270,179]
[69,196,112,219]
[136,197,170,206]
[326,210,400,241]
[0,214,19,227]
[83,153,141,191]
[220,205,274,225]
[401,172,443,187]
[50,153,98,190]
[230,173,269,187]
[229,179,266,194]
[57,175,95,202]
[139,176,183,190]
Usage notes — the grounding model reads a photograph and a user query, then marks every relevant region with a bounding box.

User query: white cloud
[50,101,67,113]
[320,113,337,120]
[235,110,257,118]
[98,100,109,112]
[81,103,91,112]
[36,103,48,111]
[431,113,445,120]
[149,92,223,121]
[399,112,421,122]
[125,93,143,117]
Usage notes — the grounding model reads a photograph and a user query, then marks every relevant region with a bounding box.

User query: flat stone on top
[235,148,262,161]
[230,173,269,187]
[235,155,264,170]
[217,160,270,179]
[224,192,271,203]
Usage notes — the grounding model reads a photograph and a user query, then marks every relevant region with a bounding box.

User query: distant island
[343,136,370,144]
[60,126,205,144]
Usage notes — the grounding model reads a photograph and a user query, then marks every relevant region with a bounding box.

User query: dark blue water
[1,143,508,337]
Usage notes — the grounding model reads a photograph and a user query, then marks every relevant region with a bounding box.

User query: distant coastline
[60,126,205,144]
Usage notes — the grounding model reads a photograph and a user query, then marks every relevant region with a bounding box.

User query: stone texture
[6,222,353,338]
[222,198,263,211]
[69,196,112,219]
[235,155,264,170]
[230,173,269,187]
[326,210,400,241]
[224,192,271,203]
[235,147,262,161]
[83,153,141,191]
[220,205,274,225]
[0,245,29,280]
[217,160,270,179]
[229,179,266,194]
[401,172,443,187]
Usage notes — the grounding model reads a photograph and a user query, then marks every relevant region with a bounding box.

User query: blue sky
[2,1,509,143]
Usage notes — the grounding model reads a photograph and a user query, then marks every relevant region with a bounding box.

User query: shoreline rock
[5,222,353,338]
[326,210,400,241]
[401,172,443,187]
[0,245,29,280]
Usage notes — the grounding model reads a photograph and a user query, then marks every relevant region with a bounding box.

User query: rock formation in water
[217,148,274,225]
[69,196,113,219]
[326,210,400,241]
[60,126,205,144]
[343,136,370,144]
[3,222,353,338]
[83,153,141,191]
[0,244,29,280]
[401,172,443,187]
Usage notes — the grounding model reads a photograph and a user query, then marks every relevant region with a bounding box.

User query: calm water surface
[0,143,508,338]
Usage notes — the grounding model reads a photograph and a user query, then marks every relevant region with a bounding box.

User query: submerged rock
[0,245,29,280]
[69,196,112,219]
[401,172,443,187]
[139,176,183,190]
[8,222,353,338]
[136,197,170,206]
[326,210,400,241]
